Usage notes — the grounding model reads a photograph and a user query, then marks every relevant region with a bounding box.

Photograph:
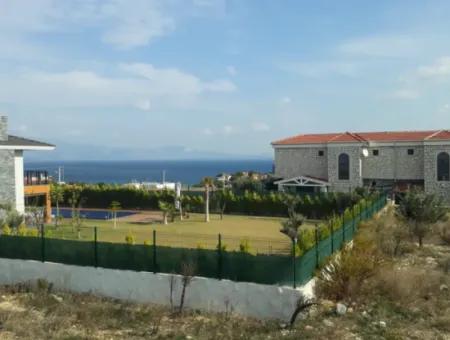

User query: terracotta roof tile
[272,130,450,145]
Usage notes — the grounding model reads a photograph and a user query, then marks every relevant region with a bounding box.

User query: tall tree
[201,177,214,222]
[397,188,447,247]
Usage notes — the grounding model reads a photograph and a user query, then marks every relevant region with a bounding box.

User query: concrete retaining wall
[0,258,314,321]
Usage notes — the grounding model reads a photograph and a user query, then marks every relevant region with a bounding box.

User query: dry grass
[0,282,281,340]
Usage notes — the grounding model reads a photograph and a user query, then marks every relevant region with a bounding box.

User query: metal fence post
[217,233,222,280]
[152,230,157,273]
[329,221,334,254]
[292,238,297,289]
[314,226,319,269]
[40,224,45,262]
[342,214,345,245]
[352,207,356,235]
[94,227,98,268]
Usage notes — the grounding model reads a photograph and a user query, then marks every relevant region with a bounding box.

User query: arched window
[338,153,350,180]
[437,152,450,181]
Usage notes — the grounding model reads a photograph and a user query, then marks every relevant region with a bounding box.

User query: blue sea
[25,160,273,185]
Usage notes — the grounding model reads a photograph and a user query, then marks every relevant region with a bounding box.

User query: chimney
[0,116,7,141]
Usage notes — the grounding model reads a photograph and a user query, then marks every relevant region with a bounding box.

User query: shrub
[27,228,39,237]
[2,224,11,235]
[397,189,447,247]
[315,234,382,301]
[17,223,28,236]
[239,238,251,253]
[372,267,443,304]
[297,228,315,254]
[437,222,450,245]
[125,233,135,245]
[216,243,227,252]
[55,183,368,219]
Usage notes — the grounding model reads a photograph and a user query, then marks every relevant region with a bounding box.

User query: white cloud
[0,63,236,109]
[100,0,175,49]
[338,34,419,58]
[251,122,270,132]
[417,57,450,78]
[391,89,419,100]
[135,99,152,111]
[223,125,235,135]
[0,0,177,50]
[281,61,357,77]
[281,96,291,104]
[202,127,214,135]
[226,65,237,76]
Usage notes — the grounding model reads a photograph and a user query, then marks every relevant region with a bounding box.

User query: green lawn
[45,213,318,254]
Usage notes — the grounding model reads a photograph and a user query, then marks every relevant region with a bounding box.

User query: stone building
[271,130,450,202]
[0,116,55,216]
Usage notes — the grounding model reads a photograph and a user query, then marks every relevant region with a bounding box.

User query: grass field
[45,213,318,254]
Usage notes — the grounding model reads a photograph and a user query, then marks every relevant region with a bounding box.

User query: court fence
[0,195,387,287]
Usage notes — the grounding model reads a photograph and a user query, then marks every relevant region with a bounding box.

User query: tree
[216,189,232,220]
[68,188,85,236]
[280,194,305,243]
[159,201,175,225]
[201,177,214,222]
[397,188,448,247]
[50,184,64,228]
[109,201,121,229]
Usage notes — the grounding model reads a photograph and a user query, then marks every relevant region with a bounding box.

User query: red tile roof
[272,130,450,145]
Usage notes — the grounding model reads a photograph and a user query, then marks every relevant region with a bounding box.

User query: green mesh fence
[0,195,387,287]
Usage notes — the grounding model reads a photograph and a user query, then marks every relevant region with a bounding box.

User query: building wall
[327,145,363,192]
[0,116,7,141]
[362,145,424,180]
[424,144,450,203]
[274,146,328,180]
[0,150,16,206]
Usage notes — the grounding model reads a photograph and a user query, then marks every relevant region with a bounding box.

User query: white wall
[0,258,314,321]
[14,150,24,213]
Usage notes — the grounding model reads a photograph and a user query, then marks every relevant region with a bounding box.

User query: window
[408,149,414,155]
[338,153,350,180]
[437,152,450,181]
[372,149,379,156]
[318,150,324,156]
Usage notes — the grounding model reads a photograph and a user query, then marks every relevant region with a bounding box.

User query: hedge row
[54,184,368,219]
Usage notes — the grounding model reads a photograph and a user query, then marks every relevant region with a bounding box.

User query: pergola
[274,175,329,192]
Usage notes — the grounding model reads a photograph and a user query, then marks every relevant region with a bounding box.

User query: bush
[437,222,450,245]
[297,228,315,255]
[2,224,11,235]
[125,233,135,245]
[315,233,382,301]
[239,238,251,253]
[27,228,39,237]
[397,189,448,247]
[373,267,443,304]
[55,183,371,219]
[17,223,28,236]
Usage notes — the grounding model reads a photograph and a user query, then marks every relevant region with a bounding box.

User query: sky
[2,0,450,160]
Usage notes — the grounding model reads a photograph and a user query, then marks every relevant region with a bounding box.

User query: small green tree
[50,184,64,228]
[397,188,448,247]
[159,201,175,225]
[280,194,305,248]
[109,201,121,229]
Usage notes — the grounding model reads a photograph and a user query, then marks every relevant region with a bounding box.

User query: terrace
[24,170,52,223]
